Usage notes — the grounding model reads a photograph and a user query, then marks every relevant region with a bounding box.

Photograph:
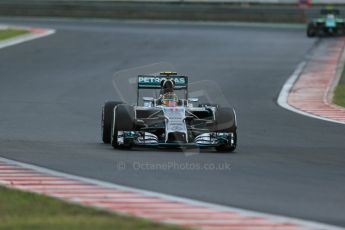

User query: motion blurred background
[0,0,345,23]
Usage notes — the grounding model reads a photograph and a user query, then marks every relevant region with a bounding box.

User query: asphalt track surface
[0,17,345,227]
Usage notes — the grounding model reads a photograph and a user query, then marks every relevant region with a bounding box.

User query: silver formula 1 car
[102,72,237,152]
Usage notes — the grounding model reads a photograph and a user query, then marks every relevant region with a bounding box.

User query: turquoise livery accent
[326,16,336,28]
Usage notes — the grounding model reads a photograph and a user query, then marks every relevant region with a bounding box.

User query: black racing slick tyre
[102,101,122,144]
[307,23,316,38]
[213,107,237,133]
[111,104,135,149]
[213,107,237,153]
[216,131,237,153]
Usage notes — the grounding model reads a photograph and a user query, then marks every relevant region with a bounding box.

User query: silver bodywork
[162,107,188,142]
[114,104,234,147]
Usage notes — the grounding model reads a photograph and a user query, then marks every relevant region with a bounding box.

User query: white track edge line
[0,156,343,230]
[0,27,55,49]
[277,60,345,125]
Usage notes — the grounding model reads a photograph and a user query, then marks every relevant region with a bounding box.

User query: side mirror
[143,97,154,107]
[143,97,154,101]
[135,119,145,127]
[188,98,199,102]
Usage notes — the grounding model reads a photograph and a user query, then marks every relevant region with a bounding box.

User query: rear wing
[137,74,189,105]
[321,9,340,15]
[138,75,188,89]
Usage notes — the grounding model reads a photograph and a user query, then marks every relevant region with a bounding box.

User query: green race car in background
[307,9,345,37]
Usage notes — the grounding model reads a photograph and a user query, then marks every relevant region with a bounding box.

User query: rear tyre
[102,101,122,144]
[307,23,316,38]
[111,104,135,149]
[212,107,237,153]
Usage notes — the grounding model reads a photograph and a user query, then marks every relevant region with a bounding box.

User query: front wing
[116,131,235,148]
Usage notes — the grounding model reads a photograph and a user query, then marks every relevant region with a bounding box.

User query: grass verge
[0,28,29,41]
[0,186,187,230]
[333,69,345,108]
[334,84,345,108]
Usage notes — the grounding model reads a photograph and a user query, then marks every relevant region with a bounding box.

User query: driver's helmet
[161,92,179,107]
[160,79,179,106]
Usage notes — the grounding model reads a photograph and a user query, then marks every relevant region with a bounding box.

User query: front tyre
[215,131,237,153]
[111,104,135,149]
[307,23,316,38]
[102,101,122,144]
[213,107,237,153]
